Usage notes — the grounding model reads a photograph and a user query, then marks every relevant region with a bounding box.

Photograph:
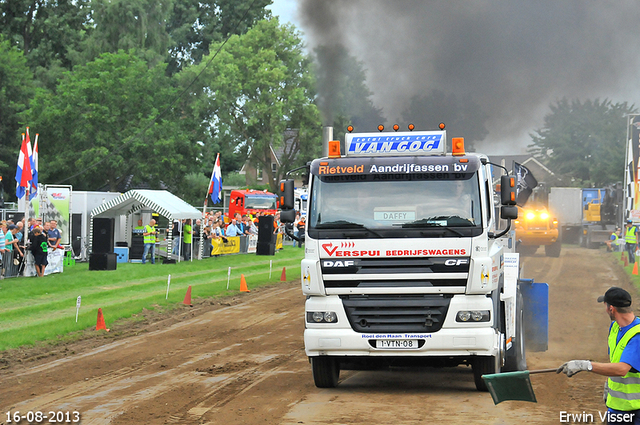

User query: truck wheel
[503,292,527,371]
[473,355,498,392]
[311,357,340,388]
[545,240,562,257]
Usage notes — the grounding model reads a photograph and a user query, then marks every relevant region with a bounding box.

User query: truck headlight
[456,310,490,322]
[307,311,338,323]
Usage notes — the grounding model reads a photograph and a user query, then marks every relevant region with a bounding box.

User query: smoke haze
[298,0,640,153]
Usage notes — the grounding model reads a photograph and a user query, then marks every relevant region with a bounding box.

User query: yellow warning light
[393,124,399,131]
[526,211,536,220]
[439,122,446,130]
[377,125,384,132]
[347,125,354,133]
[408,124,415,131]
[328,140,341,158]
[452,137,465,156]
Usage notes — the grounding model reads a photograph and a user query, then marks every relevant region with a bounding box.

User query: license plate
[375,339,419,349]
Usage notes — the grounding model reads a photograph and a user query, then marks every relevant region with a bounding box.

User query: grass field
[0,247,304,351]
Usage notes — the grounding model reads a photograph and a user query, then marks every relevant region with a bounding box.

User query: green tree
[0,37,34,199]
[184,19,321,192]
[166,0,271,74]
[398,90,489,151]
[24,50,199,191]
[81,0,173,66]
[529,98,636,187]
[0,0,90,88]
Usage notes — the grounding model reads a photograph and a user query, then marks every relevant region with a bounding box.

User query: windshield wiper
[315,220,384,238]
[402,216,473,236]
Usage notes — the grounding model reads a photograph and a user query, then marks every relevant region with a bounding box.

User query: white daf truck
[279,124,528,391]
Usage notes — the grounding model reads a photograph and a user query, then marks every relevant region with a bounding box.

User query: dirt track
[0,246,632,424]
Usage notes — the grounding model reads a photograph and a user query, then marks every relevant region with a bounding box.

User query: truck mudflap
[519,278,549,352]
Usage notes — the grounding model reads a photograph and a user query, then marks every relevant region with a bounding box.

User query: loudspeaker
[89,253,117,270]
[256,241,275,256]
[92,217,115,254]
[72,213,82,256]
[258,216,275,243]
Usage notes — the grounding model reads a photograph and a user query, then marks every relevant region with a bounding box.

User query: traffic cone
[625,255,630,267]
[622,252,625,261]
[183,285,193,307]
[240,274,250,292]
[634,262,638,276]
[96,308,110,332]
[280,267,286,282]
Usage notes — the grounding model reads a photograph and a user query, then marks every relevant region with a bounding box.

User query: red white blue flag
[15,130,33,200]
[29,133,38,201]
[208,153,222,204]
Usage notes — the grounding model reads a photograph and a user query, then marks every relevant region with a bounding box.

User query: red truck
[228,189,278,219]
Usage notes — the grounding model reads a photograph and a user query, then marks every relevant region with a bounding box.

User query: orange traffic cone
[280,267,287,282]
[633,262,639,276]
[625,255,630,267]
[183,285,193,307]
[240,274,250,292]
[96,308,110,332]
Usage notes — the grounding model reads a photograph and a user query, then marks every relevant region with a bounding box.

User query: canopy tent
[91,189,201,220]
[90,190,202,258]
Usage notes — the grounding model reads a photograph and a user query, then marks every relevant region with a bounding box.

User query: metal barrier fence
[2,250,22,278]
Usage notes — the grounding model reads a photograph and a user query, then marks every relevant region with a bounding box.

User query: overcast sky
[268,1,640,154]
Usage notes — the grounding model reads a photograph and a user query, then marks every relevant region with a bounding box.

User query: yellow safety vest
[143,225,155,244]
[626,227,637,244]
[606,321,640,411]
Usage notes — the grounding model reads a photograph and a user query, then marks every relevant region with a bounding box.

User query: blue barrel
[519,278,549,352]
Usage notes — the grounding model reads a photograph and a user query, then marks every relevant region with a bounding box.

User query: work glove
[556,360,592,377]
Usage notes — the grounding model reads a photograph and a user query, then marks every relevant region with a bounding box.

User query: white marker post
[227,267,231,290]
[269,260,273,279]
[75,296,81,323]
[166,274,171,300]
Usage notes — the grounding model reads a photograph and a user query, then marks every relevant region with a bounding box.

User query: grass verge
[0,247,304,351]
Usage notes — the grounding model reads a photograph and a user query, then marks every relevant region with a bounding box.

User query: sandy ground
[0,246,631,425]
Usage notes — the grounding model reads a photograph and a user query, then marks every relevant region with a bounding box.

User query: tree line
[1,1,635,207]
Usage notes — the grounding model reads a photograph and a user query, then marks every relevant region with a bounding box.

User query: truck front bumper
[304,327,499,357]
[518,230,559,246]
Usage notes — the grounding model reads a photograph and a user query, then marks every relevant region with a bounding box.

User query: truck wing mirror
[280,209,296,223]
[279,179,295,210]
[501,205,518,220]
[500,175,517,206]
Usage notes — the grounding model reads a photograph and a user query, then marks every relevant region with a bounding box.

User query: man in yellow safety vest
[142,219,156,264]
[625,220,639,264]
[557,287,640,424]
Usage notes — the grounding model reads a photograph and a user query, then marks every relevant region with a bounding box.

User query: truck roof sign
[345,131,446,157]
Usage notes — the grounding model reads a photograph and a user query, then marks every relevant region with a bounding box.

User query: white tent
[90,190,202,259]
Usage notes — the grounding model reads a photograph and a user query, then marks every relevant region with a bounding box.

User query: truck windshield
[309,177,482,231]
[245,196,277,210]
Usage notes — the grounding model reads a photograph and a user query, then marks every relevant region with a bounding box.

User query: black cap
[7,225,17,230]
[598,287,632,308]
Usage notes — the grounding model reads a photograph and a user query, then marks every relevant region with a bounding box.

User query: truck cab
[280,125,526,391]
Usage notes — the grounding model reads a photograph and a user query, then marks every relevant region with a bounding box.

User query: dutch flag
[15,130,33,200]
[208,153,222,204]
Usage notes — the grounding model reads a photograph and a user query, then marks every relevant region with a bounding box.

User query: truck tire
[473,355,498,392]
[311,356,340,388]
[545,240,561,257]
[503,292,527,371]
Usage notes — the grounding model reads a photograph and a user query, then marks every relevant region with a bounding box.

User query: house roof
[90,190,201,220]
[487,155,555,181]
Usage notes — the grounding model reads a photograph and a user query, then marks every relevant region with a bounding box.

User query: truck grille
[322,257,468,288]
[341,294,451,333]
